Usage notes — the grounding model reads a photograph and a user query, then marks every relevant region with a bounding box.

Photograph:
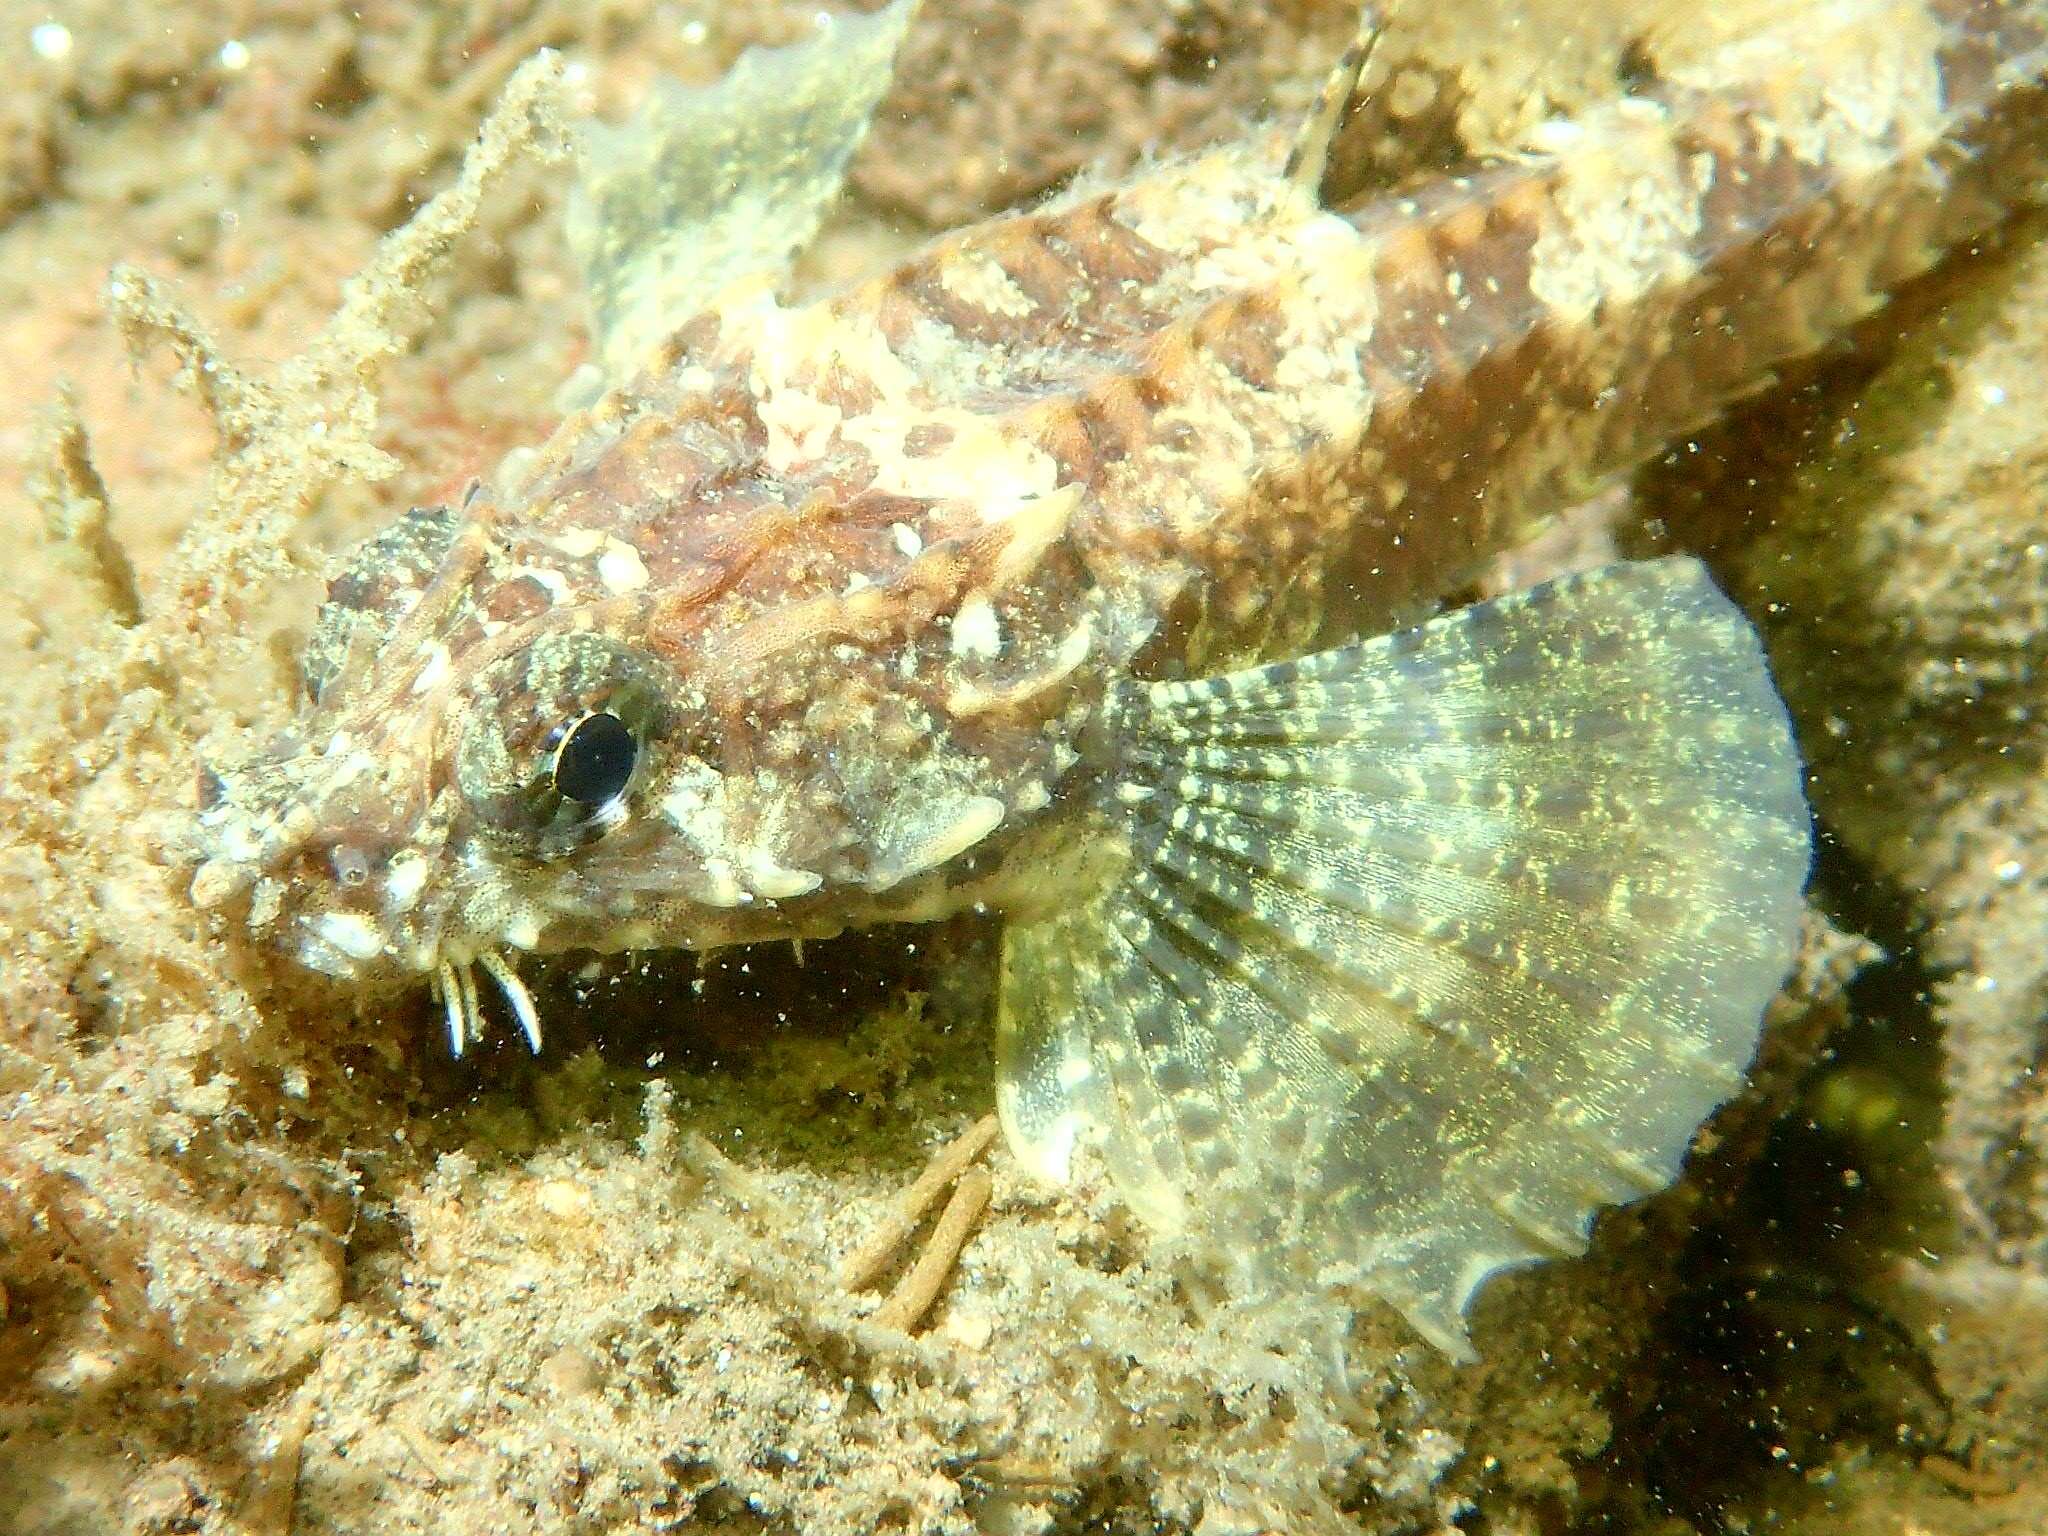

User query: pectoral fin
[997,557,1810,1357]
[567,0,917,376]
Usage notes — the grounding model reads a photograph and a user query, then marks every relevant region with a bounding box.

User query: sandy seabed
[0,2,2044,1532]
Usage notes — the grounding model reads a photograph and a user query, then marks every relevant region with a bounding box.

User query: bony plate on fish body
[191,0,2048,1355]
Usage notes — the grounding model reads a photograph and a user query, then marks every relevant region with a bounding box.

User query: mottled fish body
[197,0,2048,1351]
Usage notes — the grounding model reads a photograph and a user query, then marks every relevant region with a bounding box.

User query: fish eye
[551,711,638,807]
[456,633,680,860]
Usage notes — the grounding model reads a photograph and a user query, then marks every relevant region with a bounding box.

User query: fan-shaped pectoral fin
[994,558,1811,1356]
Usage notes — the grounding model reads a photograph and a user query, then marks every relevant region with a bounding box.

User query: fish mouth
[288,898,550,1060]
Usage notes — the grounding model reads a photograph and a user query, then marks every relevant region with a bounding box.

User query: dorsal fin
[566,0,918,378]
[1285,4,1393,203]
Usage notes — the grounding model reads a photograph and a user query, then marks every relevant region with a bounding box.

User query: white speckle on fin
[567,0,919,376]
[997,558,1812,1357]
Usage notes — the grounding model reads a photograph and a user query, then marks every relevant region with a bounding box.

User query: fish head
[190,480,1089,1007]
[190,517,821,994]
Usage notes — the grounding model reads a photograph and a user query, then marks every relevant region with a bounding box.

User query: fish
[191,0,2048,1355]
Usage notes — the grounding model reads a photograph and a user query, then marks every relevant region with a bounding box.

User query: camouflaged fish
[193,0,2048,1354]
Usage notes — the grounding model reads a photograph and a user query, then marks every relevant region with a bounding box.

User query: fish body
[197,0,2048,1350]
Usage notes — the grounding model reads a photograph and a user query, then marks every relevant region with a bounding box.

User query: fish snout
[189,748,444,978]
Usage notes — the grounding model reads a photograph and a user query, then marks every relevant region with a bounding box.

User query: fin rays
[996,558,1811,1355]
[567,0,917,376]
[1131,790,1651,1084]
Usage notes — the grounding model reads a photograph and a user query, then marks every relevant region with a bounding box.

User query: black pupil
[553,712,637,805]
